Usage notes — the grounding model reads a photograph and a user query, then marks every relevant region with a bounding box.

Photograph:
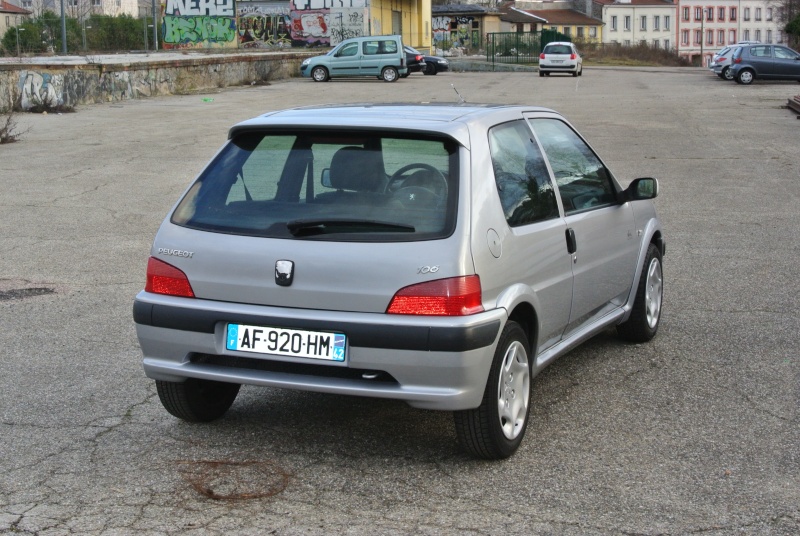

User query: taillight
[386,275,484,316]
[733,57,741,63]
[570,53,576,60]
[145,257,195,298]
[415,55,423,61]
[539,53,545,60]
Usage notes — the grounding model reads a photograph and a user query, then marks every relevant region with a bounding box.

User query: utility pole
[151,0,158,50]
[60,0,67,54]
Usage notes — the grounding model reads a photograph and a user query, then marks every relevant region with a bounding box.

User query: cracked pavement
[0,67,798,535]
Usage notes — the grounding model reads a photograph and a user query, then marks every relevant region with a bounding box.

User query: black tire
[572,70,578,77]
[424,63,436,75]
[381,66,399,82]
[617,244,663,343]
[721,66,733,80]
[539,71,545,77]
[311,66,329,82]
[736,69,755,85]
[454,321,531,459]
[156,378,240,422]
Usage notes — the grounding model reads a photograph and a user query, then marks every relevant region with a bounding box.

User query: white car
[539,41,583,77]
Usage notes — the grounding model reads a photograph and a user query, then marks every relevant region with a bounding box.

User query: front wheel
[156,378,240,422]
[736,69,755,85]
[311,66,329,82]
[454,321,531,459]
[424,63,436,75]
[721,66,733,80]
[617,244,663,342]
[382,66,399,82]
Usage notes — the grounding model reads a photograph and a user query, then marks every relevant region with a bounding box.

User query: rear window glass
[544,45,572,55]
[171,131,459,242]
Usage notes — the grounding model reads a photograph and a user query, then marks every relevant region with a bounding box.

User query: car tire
[454,321,531,459]
[424,63,436,75]
[578,66,583,76]
[539,71,545,77]
[311,66,329,82]
[721,66,733,80]
[736,69,755,85]
[156,378,241,422]
[617,244,663,343]
[382,67,399,82]
[572,70,578,77]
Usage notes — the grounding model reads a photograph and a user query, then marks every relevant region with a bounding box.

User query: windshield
[171,130,459,242]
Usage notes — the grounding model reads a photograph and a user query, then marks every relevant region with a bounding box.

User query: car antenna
[451,84,466,104]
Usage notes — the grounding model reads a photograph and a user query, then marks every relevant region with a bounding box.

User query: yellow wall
[371,0,431,50]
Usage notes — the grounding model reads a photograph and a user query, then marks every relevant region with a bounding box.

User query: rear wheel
[454,321,531,459]
[617,244,663,342]
[736,69,755,85]
[156,378,240,422]
[382,66,399,82]
[311,66,329,82]
[539,71,545,77]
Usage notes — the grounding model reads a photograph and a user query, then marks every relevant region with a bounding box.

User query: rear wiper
[286,219,415,237]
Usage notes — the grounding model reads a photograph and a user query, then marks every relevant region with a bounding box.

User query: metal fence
[487,30,570,69]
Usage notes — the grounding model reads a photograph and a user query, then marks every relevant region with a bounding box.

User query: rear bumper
[134,292,505,410]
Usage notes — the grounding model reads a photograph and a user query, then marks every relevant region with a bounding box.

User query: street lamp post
[16,27,26,57]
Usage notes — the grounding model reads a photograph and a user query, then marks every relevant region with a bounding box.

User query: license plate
[552,60,564,63]
[226,324,346,362]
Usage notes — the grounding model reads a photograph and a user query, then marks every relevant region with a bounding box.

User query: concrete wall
[0,52,312,112]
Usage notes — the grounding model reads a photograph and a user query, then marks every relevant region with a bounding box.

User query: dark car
[404,45,450,75]
[402,46,427,77]
[729,44,800,85]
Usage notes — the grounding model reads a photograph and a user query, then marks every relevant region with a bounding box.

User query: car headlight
[302,59,310,66]
[439,60,448,64]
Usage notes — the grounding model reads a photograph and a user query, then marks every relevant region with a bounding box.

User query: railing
[487,30,570,69]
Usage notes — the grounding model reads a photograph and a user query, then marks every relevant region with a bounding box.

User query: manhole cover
[178,460,290,500]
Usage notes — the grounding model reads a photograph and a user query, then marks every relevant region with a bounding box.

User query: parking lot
[1,67,798,535]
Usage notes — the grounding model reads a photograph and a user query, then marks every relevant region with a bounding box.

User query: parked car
[300,35,407,82]
[134,104,664,460]
[539,41,583,77]
[710,41,761,80]
[402,46,427,77]
[729,44,800,84]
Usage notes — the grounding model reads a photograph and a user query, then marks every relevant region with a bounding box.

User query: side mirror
[624,177,659,201]
[321,168,332,188]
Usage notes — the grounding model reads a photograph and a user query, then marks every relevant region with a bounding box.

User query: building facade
[594,0,677,50]
[1,1,31,41]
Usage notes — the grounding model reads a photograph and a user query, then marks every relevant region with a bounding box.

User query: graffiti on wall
[162,0,236,49]
[432,15,479,49]
[19,72,63,109]
[288,0,366,47]
[238,5,291,48]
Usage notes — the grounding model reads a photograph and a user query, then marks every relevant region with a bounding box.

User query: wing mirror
[624,177,659,201]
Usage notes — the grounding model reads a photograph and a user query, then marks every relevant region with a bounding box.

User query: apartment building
[595,0,677,50]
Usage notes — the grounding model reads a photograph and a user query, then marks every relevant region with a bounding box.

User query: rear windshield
[544,45,572,55]
[171,130,459,242]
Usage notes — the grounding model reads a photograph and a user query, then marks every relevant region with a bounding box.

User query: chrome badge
[275,260,294,287]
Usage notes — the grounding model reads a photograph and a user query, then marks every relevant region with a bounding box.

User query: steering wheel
[386,163,449,199]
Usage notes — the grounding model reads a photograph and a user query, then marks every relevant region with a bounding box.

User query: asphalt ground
[1,67,798,535]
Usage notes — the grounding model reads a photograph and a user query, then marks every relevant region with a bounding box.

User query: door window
[528,119,617,214]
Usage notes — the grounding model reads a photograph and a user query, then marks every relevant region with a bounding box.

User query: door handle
[565,228,577,254]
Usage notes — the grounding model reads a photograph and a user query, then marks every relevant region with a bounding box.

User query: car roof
[229,104,561,148]
[545,41,573,46]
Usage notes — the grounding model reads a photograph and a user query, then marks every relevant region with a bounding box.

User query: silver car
[134,104,664,459]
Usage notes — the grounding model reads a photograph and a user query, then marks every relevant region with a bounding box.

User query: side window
[363,41,380,55]
[338,43,358,57]
[774,47,797,59]
[488,120,559,227]
[381,40,398,53]
[528,118,616,214]
[750,46,770,57]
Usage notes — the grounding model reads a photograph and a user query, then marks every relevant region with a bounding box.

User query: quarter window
[489,121,559,226]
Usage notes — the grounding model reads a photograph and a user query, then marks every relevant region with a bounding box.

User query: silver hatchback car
[134,104,664,459]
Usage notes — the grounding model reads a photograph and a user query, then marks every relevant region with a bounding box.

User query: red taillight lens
[387,275,484,316]
[415,55,423,61]
[570,53,576,60]
[145,257,195,298]
[733,58,741,63]
[539,53,545,60]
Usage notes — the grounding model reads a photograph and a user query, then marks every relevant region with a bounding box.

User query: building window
[681,30,689,45]
[694,29,701,44]
[640,16,646,31]
[22,0,32,7]
[577,27,584,38]
[682,7,689,21]
[706,8,712,21]
[653,39,659,48]
[664,39,670,49]
[730,7,736,21]
[611,16,617,31]
[766,8,773,21]
[694,7,702,21]
[706,29,713,45]
[729,29,736,44]
[718,7,725,21]
[589,27,597,38]
[743,29,750,41]
[755,8,761,21]
[743,7,750,21]
[624,16,631,30]
[755,29,761,41]
[665,16,670,30]
[624,39,631,46]
[563,27,571,36]
[92,0,101,6]
[654,16,660,30]
[717,30,724,44]
[767,29,772,43]
[777,31,783,43]
[5,15,9,26]
[68,0,77,6]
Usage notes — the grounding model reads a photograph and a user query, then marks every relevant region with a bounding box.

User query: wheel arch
[620,221,664,322]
